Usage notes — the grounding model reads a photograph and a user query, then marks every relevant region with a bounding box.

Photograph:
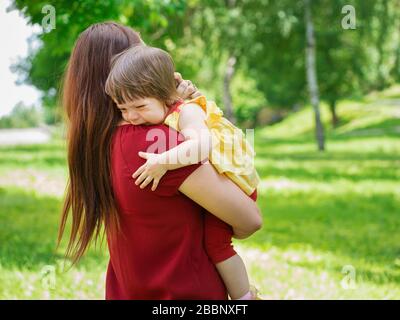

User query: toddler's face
[116,97,168,126]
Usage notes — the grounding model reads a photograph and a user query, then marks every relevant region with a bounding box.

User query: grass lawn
[0,87,399,299]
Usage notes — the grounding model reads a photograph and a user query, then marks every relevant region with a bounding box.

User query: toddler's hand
[132,152,168,191]
[174,72,201,99]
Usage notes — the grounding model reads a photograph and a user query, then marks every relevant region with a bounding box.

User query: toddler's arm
[133,103,211,190]
[161,102,211,169]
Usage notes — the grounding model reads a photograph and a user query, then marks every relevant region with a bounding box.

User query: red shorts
[203,189,257,264]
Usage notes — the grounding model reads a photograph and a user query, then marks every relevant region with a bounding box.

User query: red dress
[106,123,228,299]
[162,100,258,265]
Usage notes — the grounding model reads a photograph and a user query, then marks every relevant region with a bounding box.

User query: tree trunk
[391,39,400,82]
[376,0,389,90]
[329,100,339,128]
[391,2,400,81]
[304,0,325,151]
[223,55,237,124]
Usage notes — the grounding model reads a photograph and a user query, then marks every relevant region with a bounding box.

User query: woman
[58,22,262,299]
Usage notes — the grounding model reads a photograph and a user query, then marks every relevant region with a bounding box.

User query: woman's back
[106,123,227,299]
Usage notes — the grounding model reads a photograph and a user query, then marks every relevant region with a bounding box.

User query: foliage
[7,1,400,136]
[8,0,189,122]
[0,102,43,128]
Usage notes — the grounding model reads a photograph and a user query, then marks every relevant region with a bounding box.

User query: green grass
[0,186,109,299]
[0,88,399,299]
[242,89,400,299]
[0,141,108,299]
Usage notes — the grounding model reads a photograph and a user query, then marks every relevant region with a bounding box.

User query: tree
[304,0,324,151]
[9,0,400,146]
[8,0,189,123]
[0,102,42,129]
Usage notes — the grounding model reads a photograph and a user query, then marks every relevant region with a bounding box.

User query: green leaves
[8,0,400,127]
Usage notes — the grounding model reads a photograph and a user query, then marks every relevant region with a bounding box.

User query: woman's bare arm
[178,162,262,238]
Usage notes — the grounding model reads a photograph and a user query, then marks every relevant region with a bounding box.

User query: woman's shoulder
[115,123,169,134]
[113,123,184,157]
[118,120,131,126]
[112,123,202,198]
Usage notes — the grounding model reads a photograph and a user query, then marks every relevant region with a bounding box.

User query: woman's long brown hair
[58,22,142,265]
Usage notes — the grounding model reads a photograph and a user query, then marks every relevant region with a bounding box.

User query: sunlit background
[0,0,40,117]
[0,0,399,299]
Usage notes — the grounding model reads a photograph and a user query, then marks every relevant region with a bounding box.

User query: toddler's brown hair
[105,45,179,106]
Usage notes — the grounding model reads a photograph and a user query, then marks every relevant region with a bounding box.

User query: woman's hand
[132,152,168,191]
[174,72,202,99]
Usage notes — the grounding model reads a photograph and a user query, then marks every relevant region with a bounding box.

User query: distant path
[0,128,51,145]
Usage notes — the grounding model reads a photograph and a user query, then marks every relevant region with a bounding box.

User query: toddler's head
[105,45,179,125]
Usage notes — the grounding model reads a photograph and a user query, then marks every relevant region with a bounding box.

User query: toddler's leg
[215,254,250,299]
[203,212,250,300]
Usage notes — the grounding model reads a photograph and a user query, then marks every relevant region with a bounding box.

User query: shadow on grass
[1,180,399,286]
[0,187,107,270]
[255,161,399,182]
[332,119,400,140]
[0,156,67,168]
[0,141,67,168]
[247,188,400,283]
[258,117,400,145]
[0,143,64,153]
